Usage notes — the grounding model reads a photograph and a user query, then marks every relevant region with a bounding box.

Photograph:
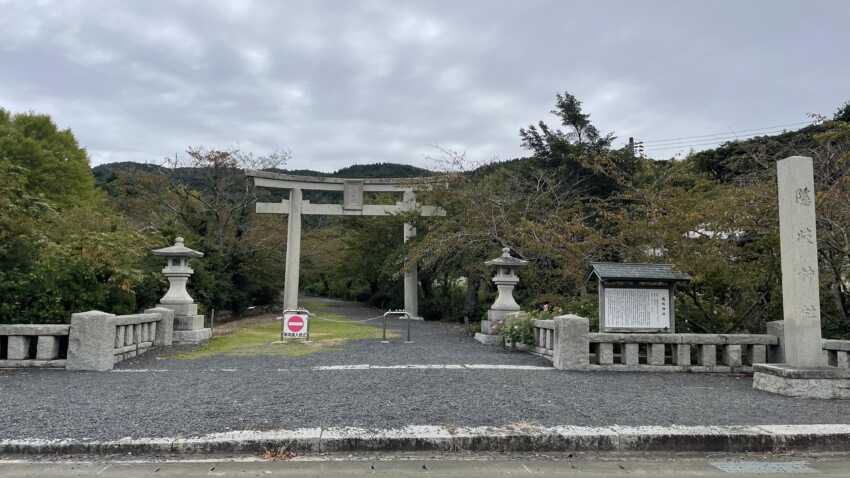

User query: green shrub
[502,315,535,346]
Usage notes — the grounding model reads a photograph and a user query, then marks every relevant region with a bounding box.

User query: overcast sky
[1,0,848,171]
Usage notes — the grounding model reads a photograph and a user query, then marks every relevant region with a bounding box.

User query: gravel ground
[2,298,850,440]
[120,297,550,370]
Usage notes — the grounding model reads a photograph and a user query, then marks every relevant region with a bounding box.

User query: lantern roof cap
[485,247,528,267]
[152,237,204,258]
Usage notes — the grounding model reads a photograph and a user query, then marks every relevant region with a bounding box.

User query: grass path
[170,300,396,359]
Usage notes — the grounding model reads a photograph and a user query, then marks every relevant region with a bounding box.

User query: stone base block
[158,302,198,317]
[173,328,212,344]
[174,314,205,330]
[486,308,521,323]
[753,363,850,399]
[474,333,502,346]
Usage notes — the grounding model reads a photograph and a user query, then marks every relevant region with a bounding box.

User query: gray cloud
[1,0,848,170]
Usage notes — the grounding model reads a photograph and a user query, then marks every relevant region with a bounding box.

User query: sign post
[381,310,412,343]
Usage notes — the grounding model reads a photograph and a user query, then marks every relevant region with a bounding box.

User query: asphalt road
[3,453,850,477]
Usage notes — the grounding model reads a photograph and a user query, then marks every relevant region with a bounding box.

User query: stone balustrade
[523,315,787,373]
[823,339,850,369]
[530,320,555,358]
[1,307,174,372]
[111,312,170,362]
[0,324,71,368]
[585,331,776,373]
[529,315,850,373]
[67,307,174,371]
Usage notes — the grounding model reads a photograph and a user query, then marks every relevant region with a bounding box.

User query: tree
[520,91,614,150]
[835,101,850,123]
[112,148,290,314]
[410,147,604,321]
[811,119,850,336]
[0,108,153,324]
[0,109,94,207]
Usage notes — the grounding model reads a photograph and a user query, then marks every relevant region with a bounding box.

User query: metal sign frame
[281,308,311,341]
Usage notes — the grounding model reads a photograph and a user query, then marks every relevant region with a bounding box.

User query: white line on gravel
[305,364,554,371]
[110,364,555,373]
[110,369,170,373]
[463,364,554,370]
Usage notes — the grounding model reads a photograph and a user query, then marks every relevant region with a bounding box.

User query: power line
[643,128,802,151]
[641,120,814,145]
[643,128,806,148]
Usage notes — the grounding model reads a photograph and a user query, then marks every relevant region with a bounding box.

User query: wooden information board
[602,287,671,331]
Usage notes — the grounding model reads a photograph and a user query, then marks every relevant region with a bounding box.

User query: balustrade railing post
[552,315,588,370]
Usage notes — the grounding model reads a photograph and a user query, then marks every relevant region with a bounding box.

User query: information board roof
[589,262,691,283]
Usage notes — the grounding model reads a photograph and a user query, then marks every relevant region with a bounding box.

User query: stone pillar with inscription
[753,156,850,399]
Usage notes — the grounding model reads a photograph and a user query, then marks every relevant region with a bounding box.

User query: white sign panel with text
[603,288,670,330]
[283,311,309,338]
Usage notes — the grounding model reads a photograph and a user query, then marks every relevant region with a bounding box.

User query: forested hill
[686,122,831,182]
[92,161,432,189]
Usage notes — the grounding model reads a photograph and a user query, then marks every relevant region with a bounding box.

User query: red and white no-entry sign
[283,311,309,338]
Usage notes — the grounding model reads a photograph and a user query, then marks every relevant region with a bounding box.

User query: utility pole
[628,137,646,159]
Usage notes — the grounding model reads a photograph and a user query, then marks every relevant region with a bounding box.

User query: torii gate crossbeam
[247,170,445,319]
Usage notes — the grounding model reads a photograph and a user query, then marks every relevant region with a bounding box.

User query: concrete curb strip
[3,425,850,455]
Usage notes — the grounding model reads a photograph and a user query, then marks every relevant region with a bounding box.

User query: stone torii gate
[247,170,445,319]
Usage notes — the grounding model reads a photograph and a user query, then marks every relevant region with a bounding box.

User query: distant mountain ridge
[91,118,838,193]
[91,161,433,188]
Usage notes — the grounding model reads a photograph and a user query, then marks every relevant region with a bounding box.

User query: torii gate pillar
[403,190,420,319]
[283,188,302,310]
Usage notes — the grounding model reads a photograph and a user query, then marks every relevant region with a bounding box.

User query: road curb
[3,425,850,456]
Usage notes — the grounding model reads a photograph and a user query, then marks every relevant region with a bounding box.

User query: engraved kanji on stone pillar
[777,156,824,368]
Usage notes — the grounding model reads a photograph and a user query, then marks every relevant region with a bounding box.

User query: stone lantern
[474,247,528,345]
[152,237,210,343]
